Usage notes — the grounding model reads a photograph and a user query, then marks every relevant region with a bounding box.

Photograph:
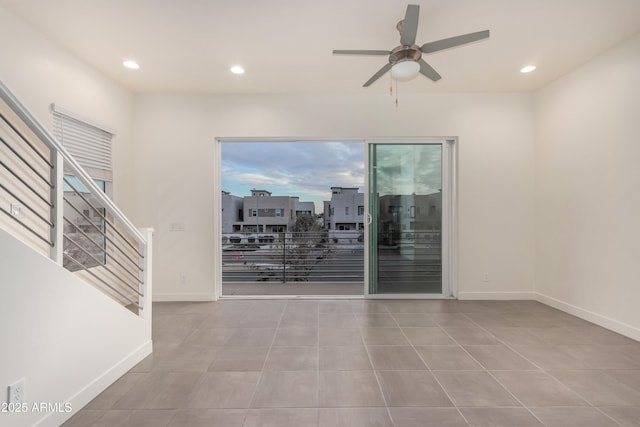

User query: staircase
[0,79,153,427]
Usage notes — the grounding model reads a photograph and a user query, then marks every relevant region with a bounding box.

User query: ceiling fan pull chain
[395,80,399,108]
[390,72,393,96]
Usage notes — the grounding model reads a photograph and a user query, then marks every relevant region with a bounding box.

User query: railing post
[138,228,153,320]
[49,151,64,264]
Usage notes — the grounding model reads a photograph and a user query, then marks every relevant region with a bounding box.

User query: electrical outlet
[180,273,187,284]
[482,272,490,283]
[7,378,25,404]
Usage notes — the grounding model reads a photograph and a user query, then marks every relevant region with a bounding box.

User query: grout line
[244,300,288,417]
[455,310,626,426]
[392,311,471,426]
[357,303,398,426]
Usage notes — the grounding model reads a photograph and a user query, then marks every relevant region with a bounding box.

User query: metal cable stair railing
[0,79,150,315]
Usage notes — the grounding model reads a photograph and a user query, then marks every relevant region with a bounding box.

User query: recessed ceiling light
[520,65,536,73]
[123,60,140,70]
[230,65,245,75]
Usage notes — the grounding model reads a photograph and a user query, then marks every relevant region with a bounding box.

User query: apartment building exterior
[222,189,316,234]
[324,187,364,231]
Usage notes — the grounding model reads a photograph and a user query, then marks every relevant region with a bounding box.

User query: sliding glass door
[367,140,453,297]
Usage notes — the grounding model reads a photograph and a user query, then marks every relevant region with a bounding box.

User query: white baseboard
[153,293,217,302]
[39,340,153,427]
[457,291,535,300]
[535,292,640,342]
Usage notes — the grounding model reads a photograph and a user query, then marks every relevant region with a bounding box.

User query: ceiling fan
[333,4,490,87]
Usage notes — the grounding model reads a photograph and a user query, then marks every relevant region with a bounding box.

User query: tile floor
[63,299,640,426]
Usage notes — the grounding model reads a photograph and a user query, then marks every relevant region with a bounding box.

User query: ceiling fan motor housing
[389,44,422,65]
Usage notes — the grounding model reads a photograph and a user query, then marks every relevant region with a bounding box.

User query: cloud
[222,141,365,208]
[221,142,442,213]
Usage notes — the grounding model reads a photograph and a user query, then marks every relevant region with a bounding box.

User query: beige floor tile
[251,371,318,408]
[187,372,261,408]
[225,328,276,347]
[208,346,269,372]
[244,408,318,427]
[355,313,399,327]
[319,346,372,370]
[319,328,363,346]
[402,327,455,345]
[167,409,246,426]
[433,371,520,407]
[377,370,453,407]
[390,314,438,327]
[318,301,354,314]
[558,345,640,369]
[600,406,640,426]
[319,313,358,328]
[443,327,500,345]
[459,407,543,426]
[484,327,549,346]
[367,346,427,370]
[182,328,236,347]
[510,344,589,370]
[492,370,588,406]
[119,409,177,427]
[113,372,202,409]
[151,347,219,372]
[531,407,619,427]
[360,327,409,345]
[89,409,132,427]
[319,371,385,407]
[603,369,640,392]
[272,328,318,346]
[389,407,468,427]
[428,313,477,327]
[462,312,519,328]
[263,346,318,371]
[415,346,483,370]
[549,370,640,406]
[318,408,393,427]
[85,373,147,409]
[75,300,640,426]
[279,312,318,328]
[463,345,537,370]
[61,410,106,427]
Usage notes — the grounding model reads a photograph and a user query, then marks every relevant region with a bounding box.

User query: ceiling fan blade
[420,30,490,54]
[333,49,391,55]
[400,4,420,46]
[418,59,441,81]
[363,62,393,87]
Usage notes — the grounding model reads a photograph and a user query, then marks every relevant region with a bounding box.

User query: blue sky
[221,141,365,213]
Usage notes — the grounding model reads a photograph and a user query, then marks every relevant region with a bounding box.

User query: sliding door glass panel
[368,143,443,294]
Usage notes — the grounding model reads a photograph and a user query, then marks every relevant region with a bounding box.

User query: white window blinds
[52,107,114,181]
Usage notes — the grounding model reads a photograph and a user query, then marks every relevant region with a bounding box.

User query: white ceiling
[2,0,639,94]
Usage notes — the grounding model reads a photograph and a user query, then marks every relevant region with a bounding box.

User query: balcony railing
[222,231,364,284]
[0,80,150,315]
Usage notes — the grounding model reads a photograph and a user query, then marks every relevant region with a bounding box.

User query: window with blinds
[52,105,114,272]
[52,106,114,182]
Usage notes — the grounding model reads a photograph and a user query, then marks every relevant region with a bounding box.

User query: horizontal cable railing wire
[1,79,149,315]
[0,100,54,250]
[222,232,364,283]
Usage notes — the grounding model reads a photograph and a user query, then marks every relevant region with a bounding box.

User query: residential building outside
[222,189,316,235]
[324,187,364,231]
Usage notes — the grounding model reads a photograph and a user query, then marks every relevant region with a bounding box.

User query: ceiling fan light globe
[391,60,420,81]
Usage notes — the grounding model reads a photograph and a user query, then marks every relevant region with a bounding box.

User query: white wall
[0,8,152,426]
[0,7,137,218]
[133,92,536,300]
[535,33,640,338]
[0,229,152,427]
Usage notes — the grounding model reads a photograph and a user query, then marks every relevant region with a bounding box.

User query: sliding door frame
[363,138,457,299]
[213,137,456,300]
